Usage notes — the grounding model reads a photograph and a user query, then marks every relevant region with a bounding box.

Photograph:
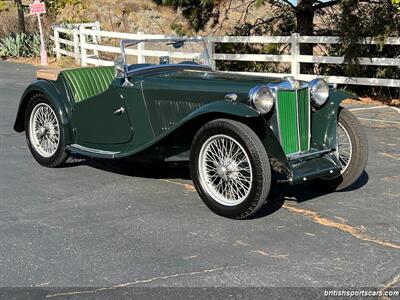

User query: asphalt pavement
[0,61,399,298]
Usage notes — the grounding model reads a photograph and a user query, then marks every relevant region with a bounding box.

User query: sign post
[29,0,48,66]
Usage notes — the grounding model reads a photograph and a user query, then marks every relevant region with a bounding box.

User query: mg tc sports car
[14,37,368,219]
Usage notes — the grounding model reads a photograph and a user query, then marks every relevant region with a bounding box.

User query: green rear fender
[13,80,74,144]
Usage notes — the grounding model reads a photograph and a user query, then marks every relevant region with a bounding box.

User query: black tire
[25,94,69,168]
[190,119,271,219]
[319,108,368,191]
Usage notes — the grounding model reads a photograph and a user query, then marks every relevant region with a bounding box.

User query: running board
[287,148,334,162]
[290,155,342,185]
[67,144,120,158]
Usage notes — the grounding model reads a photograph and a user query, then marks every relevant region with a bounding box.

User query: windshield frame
[119,37,212,72]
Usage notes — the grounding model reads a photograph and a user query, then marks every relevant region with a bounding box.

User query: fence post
[95,21,101,31]
[79,26,87,66]
[73,28,80,62]
[92,21,100,58]
[54,27,61,60]
[291,32,300,78]
[137,32,145,63]
[204,36,215,70]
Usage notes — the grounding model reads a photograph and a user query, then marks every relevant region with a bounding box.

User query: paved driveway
[0,61,399,297]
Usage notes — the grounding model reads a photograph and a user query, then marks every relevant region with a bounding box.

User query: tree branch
[264,0,297,11]
[278,0,298,10]
[313,0,384,11]
[312,0,340,11]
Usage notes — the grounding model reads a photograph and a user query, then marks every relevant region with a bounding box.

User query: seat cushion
[62,67,114,103]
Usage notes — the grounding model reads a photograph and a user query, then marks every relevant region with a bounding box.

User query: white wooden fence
[51,22,100,62]
[52,23,400,88]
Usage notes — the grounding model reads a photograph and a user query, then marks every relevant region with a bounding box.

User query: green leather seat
[62,67,114,103]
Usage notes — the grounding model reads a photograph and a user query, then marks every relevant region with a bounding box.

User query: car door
[72,83,133,145]
[115,79,155,148]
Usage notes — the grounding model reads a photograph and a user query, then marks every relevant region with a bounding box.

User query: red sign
[29,1,46,15]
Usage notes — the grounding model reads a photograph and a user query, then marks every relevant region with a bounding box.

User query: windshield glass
[121,39,212,68]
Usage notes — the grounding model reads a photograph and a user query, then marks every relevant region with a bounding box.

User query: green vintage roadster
[14,37,368,219]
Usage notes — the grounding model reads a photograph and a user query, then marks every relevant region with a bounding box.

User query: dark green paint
[13,80,74,144]
[291,155,342,184]
[72,87,133,144]
[116,82,155,147]
[310,88,345,152]
[14,66,353,184]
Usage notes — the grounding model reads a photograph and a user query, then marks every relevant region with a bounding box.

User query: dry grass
[56,0,189,35]
[54,0,273,36]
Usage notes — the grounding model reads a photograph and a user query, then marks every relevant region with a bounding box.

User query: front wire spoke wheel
[191,119,271,219]
[198,134,253,206]
[337,122,352,174]
[317,108,368,191]
[29,103,60,158]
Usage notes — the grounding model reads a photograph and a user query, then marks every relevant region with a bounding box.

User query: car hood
[150,69,282,104]
[162,69,278,85]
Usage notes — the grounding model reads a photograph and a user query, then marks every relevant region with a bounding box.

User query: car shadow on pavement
[63,155,369,219]
[63,155,192,180]
[251,171,369,219]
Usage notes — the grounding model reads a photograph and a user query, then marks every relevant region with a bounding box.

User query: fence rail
[52,23,400,88]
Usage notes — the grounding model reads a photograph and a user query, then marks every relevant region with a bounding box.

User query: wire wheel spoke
[337,122,352,174]
[29,103,60,158]
[199,134,253,206]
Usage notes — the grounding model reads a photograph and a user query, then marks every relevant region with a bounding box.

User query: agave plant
[0,32,44,58]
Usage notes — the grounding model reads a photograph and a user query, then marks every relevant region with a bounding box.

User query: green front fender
[312,88,358,150]
[181,101,290,174]
[117,101,261,156]
[115,100,289,172]
[13,80,74,144]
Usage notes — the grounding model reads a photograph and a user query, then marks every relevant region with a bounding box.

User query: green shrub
[0,32,53,58]
[0,1,8,12]
[46,0,83,14]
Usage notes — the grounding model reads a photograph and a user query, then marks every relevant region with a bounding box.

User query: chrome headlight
[310,78,329,107]
[248,85,274,114]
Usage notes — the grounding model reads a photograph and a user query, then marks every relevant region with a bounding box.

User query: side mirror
[114,57,125,78]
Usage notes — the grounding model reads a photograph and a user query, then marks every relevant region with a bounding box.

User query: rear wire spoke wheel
[29,103,60,158]
[25,94,69,167]
[318,108,368,191]
[190,119,271,219]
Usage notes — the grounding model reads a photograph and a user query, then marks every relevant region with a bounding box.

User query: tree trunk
[15,0,26,33]
[296,0,314,74]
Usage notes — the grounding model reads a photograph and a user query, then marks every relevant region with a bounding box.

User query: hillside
[55,0,273,36]
[0,0,328,37]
